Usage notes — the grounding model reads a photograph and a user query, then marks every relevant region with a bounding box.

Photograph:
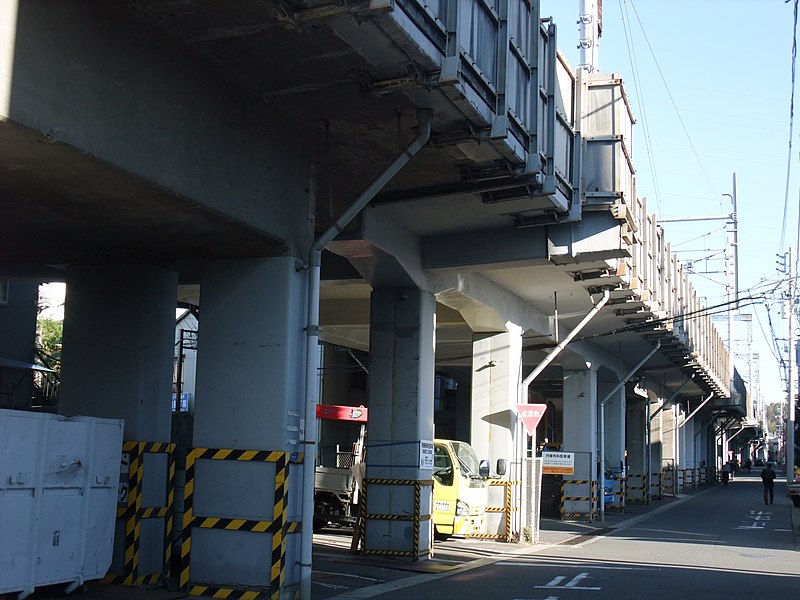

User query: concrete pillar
[563,368,598,473]
[626,400,646,474]
[600,377,626,476]
[60,264,176,439]
[59,263,178,578]
[0,280,38,410]
[470,327,522,536]
[470,327,522,467]
[190,257,306,595]
[365,288,435,557]
[562,368,598,518]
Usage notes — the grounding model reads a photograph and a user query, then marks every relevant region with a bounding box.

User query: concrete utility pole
[788,248,796,481]
[778,247,795,477]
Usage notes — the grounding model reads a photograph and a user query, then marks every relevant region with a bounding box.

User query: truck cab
[431,439,489,539]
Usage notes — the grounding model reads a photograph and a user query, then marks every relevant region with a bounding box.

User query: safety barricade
[561,479,595,521]
[607,475,626,511]
[355,478,432,558]
[625,473,647,504]
[661,468,675,497]
[677,468,686,493]
[467,480,519,542]
[103,441,175,586]
[650,471,662,500]
[686,468,696,489]
[180,448,302,600]
[699,466,708,485]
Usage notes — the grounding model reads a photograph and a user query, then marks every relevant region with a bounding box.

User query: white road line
[497,562,657,571]
[535,572,601,591]
[314,571,384,582]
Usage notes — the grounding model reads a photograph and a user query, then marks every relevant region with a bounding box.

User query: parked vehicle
[431,438,504,539]
[312,405,504,537]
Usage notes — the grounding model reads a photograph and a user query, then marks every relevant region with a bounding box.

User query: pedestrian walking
[761,462,776,504]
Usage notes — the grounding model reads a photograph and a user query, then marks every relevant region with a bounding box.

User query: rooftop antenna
[578,0,603,71]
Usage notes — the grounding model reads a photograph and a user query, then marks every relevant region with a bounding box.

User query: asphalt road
[325,473,800,600]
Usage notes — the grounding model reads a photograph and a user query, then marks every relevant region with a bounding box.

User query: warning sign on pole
[516,403,547,437]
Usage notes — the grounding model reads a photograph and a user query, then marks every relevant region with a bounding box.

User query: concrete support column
[60,263,177,440]
[563,368,598,472]
[470,327,522,536]
[470,327,522,468]
[59,263,178,578]
[191,257,306,595]
[365,288,435,557]
[600,378,626,476]
[563,368,598,519]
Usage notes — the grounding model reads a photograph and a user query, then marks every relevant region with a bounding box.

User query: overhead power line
[628,0,718,203]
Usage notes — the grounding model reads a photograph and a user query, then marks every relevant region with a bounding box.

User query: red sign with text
[516,403,547,436]
[316,405,368,422]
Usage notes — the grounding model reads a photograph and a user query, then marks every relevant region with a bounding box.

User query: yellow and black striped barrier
[650,471,662,500]
[607,475,626,510]
[661,468,675,497]
[180,448,302,600]
[561,479,594,521]
[699,466,708,484]
[467,480,519,542]
[677,468,686,493]
[356,478,432,559]
[625,473,647,504]
[686,468,696,488]
[103,441,175,586]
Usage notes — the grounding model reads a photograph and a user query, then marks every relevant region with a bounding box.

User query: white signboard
[419,440,434,469]
[542,451,575,475]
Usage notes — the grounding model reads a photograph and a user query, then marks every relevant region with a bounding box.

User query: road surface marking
[536,572,601,591]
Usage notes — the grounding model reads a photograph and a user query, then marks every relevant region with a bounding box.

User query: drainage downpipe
[299,109,432,600]
[521,290,610,394]
[678,392,713,428]
[598,341,660,520]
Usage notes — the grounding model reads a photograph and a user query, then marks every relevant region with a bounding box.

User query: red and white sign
[316,405,368,422]
[516,403,547,436]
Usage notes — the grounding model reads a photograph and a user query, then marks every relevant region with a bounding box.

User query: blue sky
[541,0,796,409]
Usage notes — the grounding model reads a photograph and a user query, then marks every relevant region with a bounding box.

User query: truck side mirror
[496,459,507,476]
[479,459,490,478]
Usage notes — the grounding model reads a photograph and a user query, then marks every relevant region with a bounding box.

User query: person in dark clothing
[761,462,776,504]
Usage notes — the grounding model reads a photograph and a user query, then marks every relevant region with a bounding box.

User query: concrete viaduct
[0,2,753,599]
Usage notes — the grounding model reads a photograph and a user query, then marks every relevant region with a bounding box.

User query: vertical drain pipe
[300,110,432,600]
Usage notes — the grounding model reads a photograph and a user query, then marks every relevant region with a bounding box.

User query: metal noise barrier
[103,441,175,587]
[466,480,519,542]
[355,478,433,559]
[180,448,303,600]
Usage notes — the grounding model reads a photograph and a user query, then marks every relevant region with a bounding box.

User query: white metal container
[0,409,123,599]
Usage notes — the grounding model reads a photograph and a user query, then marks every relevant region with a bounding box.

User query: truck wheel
[313,517,328,532]
[433,526,450,541]
[792,496,800,508]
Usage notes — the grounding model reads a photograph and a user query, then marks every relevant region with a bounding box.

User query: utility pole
[788,247,796,481]
[778,248,795,476]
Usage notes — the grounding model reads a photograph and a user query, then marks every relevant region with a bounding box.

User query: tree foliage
[36,318,62,373]
[765,402,783,437]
